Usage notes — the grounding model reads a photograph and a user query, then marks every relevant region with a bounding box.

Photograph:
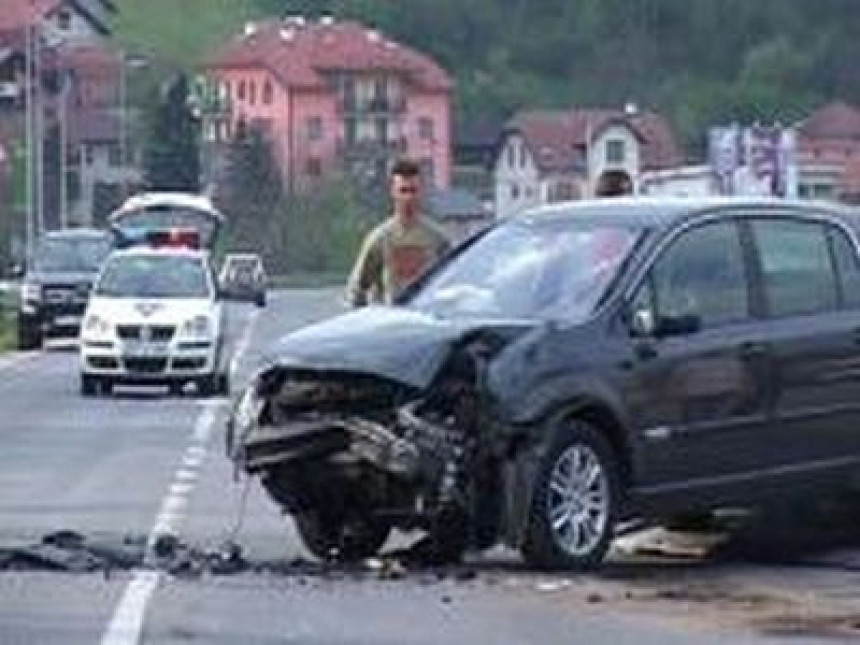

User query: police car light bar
[114,228,201,250]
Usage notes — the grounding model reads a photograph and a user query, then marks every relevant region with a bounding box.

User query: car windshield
[408,220,641,321]
[95,255,211,299]
[32,236,111,273]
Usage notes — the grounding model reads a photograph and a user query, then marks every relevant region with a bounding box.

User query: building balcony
[336,136,408,156]
[337,95,407,115]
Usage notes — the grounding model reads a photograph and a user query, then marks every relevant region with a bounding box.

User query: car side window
[828,227,860,309]
[650,220,749,328]
[752,219,838,317]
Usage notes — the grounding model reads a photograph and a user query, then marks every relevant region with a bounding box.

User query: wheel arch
[502,396,635,551]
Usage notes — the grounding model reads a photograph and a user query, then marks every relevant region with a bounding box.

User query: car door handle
[738,341,768,359]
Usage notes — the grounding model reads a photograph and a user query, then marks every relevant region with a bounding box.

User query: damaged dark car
[228,198,860,570]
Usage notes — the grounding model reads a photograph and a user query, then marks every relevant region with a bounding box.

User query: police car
[79,228,230,396]
[79,192,234,397]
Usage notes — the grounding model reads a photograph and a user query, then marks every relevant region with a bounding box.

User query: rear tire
[255,293,266,308]
[17,321,42,351]
[215,371,230,396]
[294,511,390,562]
[521,419,621,571]
[168,380,185,396]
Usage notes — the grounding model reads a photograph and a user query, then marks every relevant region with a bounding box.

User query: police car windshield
[95,255,211,299]
[33,237,111,273]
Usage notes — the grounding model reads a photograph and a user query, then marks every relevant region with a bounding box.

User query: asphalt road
[0,288,858,644]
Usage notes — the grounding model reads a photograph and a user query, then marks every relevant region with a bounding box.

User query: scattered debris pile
[0,530,481,583]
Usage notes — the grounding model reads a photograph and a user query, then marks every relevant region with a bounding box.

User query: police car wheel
[216,372,230,396]
[80,374,103,397]
[168,381,185,396]
[80,375,95,396]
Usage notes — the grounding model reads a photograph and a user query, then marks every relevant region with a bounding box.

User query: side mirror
[630,308,656,337]
[629,307,701,338]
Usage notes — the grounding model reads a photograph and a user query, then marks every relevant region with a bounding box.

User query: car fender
[499,385,636,550]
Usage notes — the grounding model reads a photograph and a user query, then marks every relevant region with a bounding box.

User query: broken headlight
[234,384,263,433]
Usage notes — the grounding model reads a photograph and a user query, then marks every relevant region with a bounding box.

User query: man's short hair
[391,158,421,178]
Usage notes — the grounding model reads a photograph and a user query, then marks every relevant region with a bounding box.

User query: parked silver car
[219,253,267,307]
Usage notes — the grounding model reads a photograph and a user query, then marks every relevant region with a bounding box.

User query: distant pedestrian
[347,159,450,306]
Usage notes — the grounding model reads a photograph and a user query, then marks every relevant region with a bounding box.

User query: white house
[640,164,716,197]
[494,107,682,218]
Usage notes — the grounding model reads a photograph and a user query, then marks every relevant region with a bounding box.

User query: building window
[306,158,322,177]
[262,80,273,105]
[307,116,323,141]
[249,81,257,105]
[507,143,516,168]
[511,183,520,200]
[84,145,94,166]
[606,139,626,164]
[57,9,72,31]
[108,144,122,167]
[519,143,527,168]
[418,117,434,141]
[376,117,389,144]
[372,77,388,109]
[237,80,246,101]
[345,117,358,145]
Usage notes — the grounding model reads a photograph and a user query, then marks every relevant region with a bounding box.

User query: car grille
[117,325,176,342]
[44,284,88,305]
[172,357,206,371]
[123,357,168,374]
[88,357,119,370]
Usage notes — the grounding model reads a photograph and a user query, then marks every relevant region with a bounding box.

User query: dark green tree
[143,73,201,192]
[215,123,285,264]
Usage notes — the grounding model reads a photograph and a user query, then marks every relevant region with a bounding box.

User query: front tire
[80,374,98,396]
[521,419,621,570]
[294,511,390,562]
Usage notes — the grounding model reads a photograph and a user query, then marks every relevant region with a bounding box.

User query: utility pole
[34,18,44,235]
[119,50,126,198]
[59,71,70,228]
[24,5,34,259]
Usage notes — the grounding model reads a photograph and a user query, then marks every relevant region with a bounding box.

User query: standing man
[347,159,450,306]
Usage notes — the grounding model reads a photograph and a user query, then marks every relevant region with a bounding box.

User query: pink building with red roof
[206,17,453,191]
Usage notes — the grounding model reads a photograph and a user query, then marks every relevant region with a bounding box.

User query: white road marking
[99,571,160,645]
[174,469,199,483]
[101,308,262,645]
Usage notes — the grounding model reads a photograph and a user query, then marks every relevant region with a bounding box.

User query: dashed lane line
[100,309,260,645]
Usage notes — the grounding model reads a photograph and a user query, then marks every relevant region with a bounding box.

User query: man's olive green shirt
[347,217,450,306]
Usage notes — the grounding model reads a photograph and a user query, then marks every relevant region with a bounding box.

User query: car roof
[518,197,858,231]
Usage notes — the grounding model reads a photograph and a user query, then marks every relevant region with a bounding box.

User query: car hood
[264,306,536,390]
[27,270,97,286]
[86,297,216,326]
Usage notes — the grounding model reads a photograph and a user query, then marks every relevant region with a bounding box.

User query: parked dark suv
[17,229,112,349]
[228,198,860,570]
